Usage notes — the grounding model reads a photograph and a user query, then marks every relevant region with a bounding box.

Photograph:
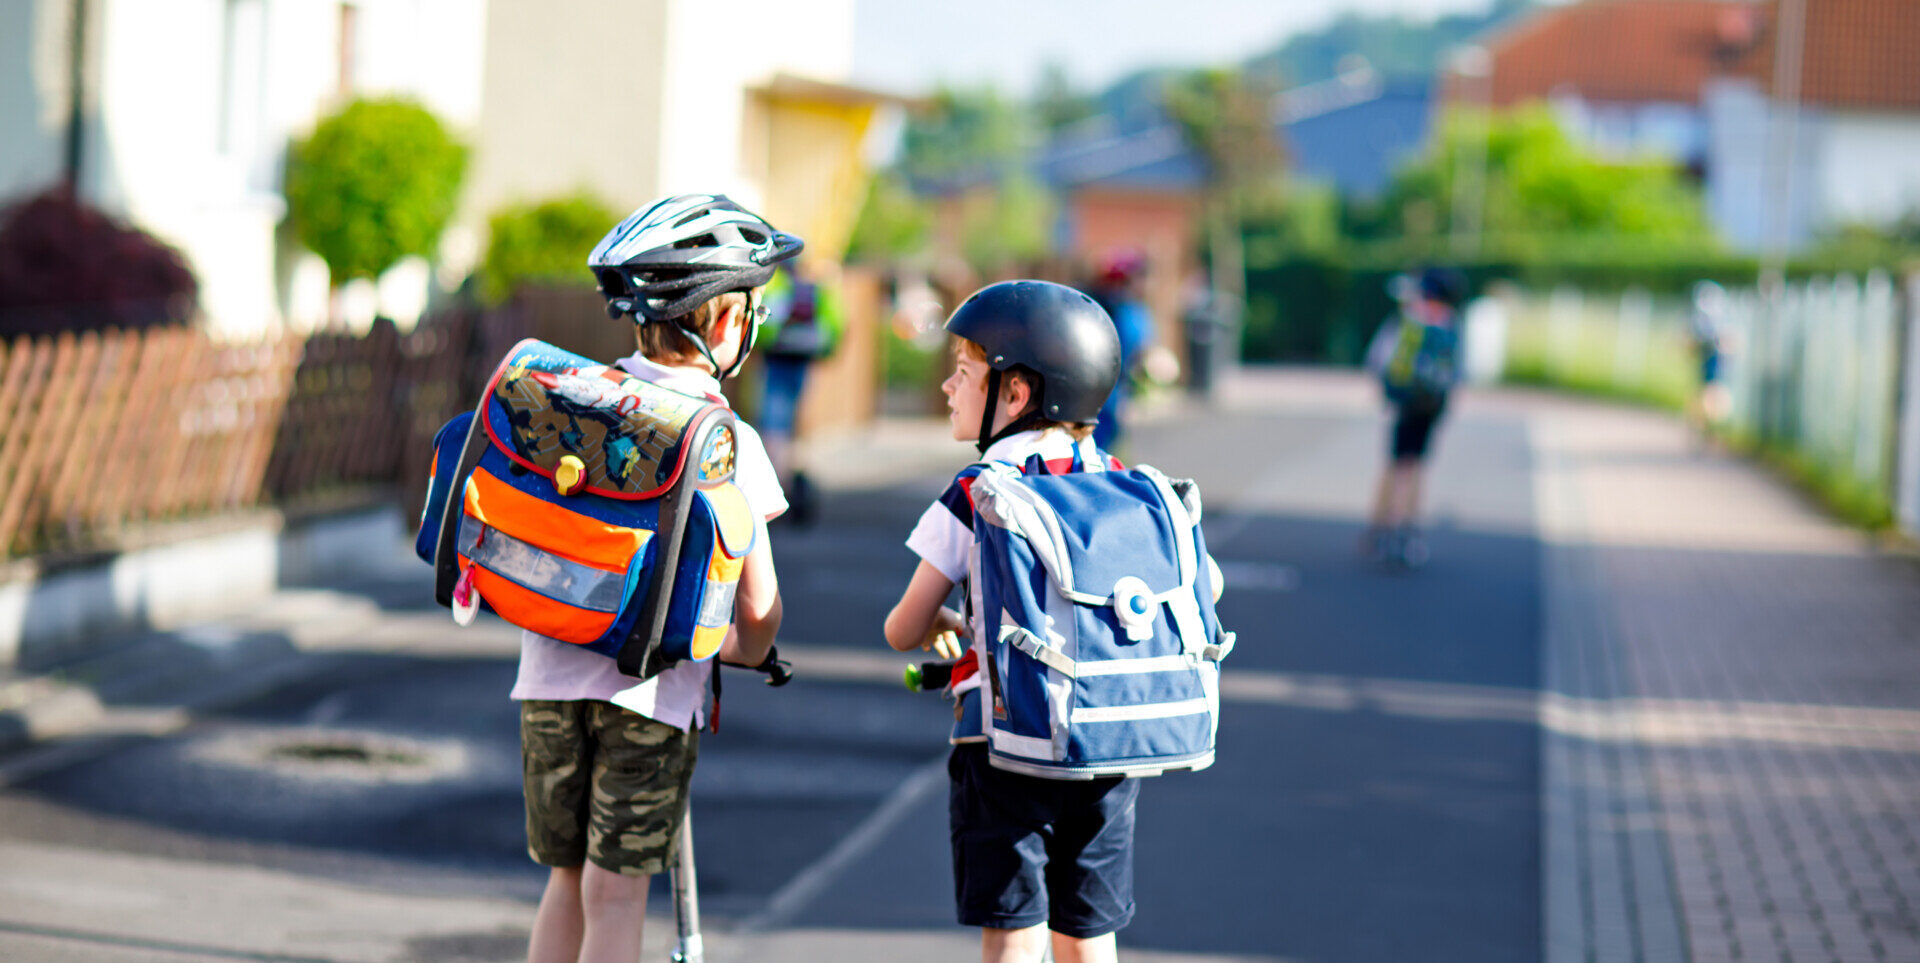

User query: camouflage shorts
[520,699,700,877]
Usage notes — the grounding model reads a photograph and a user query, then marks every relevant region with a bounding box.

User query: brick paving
[1534,395,1920,963]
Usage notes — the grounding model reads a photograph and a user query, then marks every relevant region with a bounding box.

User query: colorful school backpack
[965,441,1234,779]
[762,273,840,359]
[414,339,757,680]
[1381,318,1459,410]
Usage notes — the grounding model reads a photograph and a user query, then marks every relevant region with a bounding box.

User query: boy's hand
[924,607,965,659]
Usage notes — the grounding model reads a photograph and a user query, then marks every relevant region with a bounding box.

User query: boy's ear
[1001,372,1033,414]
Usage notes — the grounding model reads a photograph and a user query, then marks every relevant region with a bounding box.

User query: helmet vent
[675,234,717,250]
[673,209,709,228]
[740,228,766,244]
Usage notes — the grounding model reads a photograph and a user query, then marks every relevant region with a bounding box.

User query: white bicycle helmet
[588,194,804,377]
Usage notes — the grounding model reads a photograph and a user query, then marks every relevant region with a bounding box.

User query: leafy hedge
[0,187,199,335]
[1240,238,1914,364]
[478,191,618,303]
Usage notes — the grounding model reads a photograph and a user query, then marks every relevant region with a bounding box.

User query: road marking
[732,752,949,938]
[1215,560,1301,592]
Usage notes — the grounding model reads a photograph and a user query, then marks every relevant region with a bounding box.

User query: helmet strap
[671,323,725,380]
[975,369,1002,455]
[670,289,763,381]
[974,367,1047,455]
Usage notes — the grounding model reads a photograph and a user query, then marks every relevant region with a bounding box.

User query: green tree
[285,97,469,298]
[898,86,1034,184]
[478,191,618,303]
[1162,67,1287,327]
[1034,63,1098,134]
[1384,105,1711,248]
[890,85,1056,275]
[846,172,932,262]
[960,172,1054,273]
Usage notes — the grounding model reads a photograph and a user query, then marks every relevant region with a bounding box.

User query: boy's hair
[955,337,1096,441]
[635,290,749,364]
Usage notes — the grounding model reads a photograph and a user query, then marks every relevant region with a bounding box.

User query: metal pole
[1447,45,1491,260]
[63,0,90,190]
[1760,0,1807,276]
[670,811,703,963]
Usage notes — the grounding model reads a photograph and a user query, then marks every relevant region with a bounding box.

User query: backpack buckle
[1111,576,1156,641]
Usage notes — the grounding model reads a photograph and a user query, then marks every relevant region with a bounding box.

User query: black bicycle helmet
[588,194,804,377]
[1417,266,1469,309]
[944,280,1121,452]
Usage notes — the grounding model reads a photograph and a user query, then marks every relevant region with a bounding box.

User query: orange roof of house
[1450,0,1920,112]
[1733,0,1920,110]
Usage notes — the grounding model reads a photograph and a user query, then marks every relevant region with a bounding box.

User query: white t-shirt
[508,351,786,731]
[904,429,1109,709]
[905,429,1103,582]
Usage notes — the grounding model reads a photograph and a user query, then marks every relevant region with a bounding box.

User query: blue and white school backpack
[965,440,1234,779]
[1382,318,1459,410]
[414,339,756,681]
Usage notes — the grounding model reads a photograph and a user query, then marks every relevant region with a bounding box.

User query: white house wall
[462,0,855,276]
[1704,78,1820,253]
[460,0,673,247]
[3,0,486,337]
[1816,111,1920,232]
[656,0,854,207]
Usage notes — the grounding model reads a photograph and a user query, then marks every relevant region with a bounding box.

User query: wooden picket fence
[0,307,526,560]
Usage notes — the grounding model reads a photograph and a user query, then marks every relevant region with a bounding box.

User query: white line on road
[732,752,949,939]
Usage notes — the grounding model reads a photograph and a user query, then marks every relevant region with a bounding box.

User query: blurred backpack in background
[1381,319,1459,411]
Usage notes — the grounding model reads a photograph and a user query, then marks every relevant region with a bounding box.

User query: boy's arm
[884,560,964,657]
[719,513,781,666]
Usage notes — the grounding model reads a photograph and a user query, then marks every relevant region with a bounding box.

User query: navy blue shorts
[948,743,1138,937]
[1391,401,1446,462]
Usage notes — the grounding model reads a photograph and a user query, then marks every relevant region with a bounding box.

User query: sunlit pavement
[0,367,1916,962]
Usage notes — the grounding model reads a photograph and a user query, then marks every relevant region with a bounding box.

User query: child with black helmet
[883,279,1139,963]
[515,193,795,963]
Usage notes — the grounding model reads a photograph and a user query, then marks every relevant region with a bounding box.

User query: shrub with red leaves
[0,186,200,336]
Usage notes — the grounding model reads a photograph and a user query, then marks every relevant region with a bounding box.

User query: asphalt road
[0,376,1544,962]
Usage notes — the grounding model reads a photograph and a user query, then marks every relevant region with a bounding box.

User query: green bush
[479,192,618,303]
[285,97,468,287]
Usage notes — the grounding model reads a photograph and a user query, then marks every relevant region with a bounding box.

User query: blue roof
[1278,79,1431,198]
[1032,76,1432,199]
[1033,123,1207,193]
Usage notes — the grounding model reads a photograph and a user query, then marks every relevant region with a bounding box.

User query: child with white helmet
[516,194,797,963]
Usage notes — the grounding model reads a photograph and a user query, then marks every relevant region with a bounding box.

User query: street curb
[0,506,404,672]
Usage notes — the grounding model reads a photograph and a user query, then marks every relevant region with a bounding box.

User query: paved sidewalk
[1524,390,1920,963]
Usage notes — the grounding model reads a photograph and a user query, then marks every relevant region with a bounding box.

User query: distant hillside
[1244,0,1533,88]
[1076,1,1533,135]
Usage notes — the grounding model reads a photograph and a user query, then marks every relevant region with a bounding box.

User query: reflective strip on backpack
[1071,698,1214,723]
[989,728,1056,762]
[459,521,629,612]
